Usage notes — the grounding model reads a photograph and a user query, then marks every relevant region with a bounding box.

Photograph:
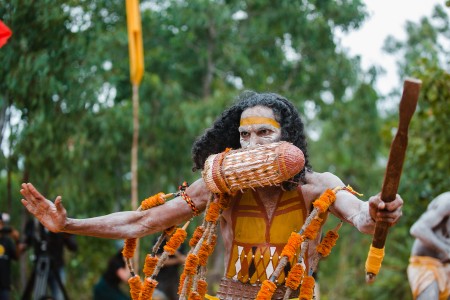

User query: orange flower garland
[198,242,212,266]
[299,275,315,300]
[189,226,205,247]
[285,263,304,290]
[312,189,336,213]
[139,278,158,300]
[143,255,158,277]
[205,202,220,223]
[188,291,202,300]
[128,275,142,300]
[316,230,339,257]
[184,254,200,275]
[303,216,323,240]
[197,279,208,297]
[122,238,137,259]
[140,192,166,210]
[256,280,277,299]
[280,232,303,260]
[163,228,187,255]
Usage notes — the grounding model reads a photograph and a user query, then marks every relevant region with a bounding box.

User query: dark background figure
[20,218,77,300]
[0,212,20,300]
[407,191,450,300]
[154,239,186,300]
[93,250,130,300]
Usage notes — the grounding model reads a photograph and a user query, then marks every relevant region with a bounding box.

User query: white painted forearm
[345,202,376,234]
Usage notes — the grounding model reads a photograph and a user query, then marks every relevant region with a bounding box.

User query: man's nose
[248,134,261,147]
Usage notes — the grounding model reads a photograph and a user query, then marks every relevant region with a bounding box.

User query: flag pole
[126,0,144,270]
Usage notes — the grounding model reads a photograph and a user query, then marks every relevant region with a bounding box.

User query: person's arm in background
[410,193,450,261]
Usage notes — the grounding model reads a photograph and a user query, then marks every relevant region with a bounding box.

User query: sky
[340,0,445,95]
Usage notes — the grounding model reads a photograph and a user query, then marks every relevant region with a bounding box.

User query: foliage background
[0,1,449,299]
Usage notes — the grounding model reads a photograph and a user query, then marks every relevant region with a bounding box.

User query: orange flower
[285,263,304,290]
[122,238,137,259]
[312,189,336,213]
[189,226,205,247]
[164,225,177,236]
[188,291,202,300]
[205,202,220,222]
[163,228,187,255]
[141,192,166,210]
[128,275,142,300]
[198,242,212,266]
[316,231,339,257]
[184,254,199,275]
[197,279,208,297]
[299,276,315,300]
[217,193,232,209]
[256,280,277,300]
[280,232,303,260]
[143,255,158,277]
[139,278,158,300]
[303,217,323,240]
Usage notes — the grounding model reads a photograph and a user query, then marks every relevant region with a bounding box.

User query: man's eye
[259,129,270,135]
[240,132,249,137]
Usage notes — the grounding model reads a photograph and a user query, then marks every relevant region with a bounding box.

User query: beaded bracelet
[181,191,200,216]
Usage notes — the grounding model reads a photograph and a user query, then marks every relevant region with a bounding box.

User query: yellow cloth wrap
[240,116,281,128]
[365,245,385,275]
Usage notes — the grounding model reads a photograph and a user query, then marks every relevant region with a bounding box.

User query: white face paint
[239,106,282,148]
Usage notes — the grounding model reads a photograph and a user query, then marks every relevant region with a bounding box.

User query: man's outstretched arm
[20,179,210,239]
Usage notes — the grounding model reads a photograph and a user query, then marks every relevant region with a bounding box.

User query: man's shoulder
[429,192,450,212]
[304,171,343,188]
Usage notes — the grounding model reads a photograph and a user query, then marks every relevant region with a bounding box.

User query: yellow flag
[126,0,144,85]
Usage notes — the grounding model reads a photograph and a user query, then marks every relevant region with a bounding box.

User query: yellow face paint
[240,117,281,129]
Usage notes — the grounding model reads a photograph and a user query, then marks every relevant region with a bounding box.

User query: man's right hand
[20,183,67,232]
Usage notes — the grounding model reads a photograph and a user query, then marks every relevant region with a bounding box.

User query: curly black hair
[192,91,311,189]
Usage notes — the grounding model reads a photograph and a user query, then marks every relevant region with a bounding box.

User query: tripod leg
[33,256,50,300]
[21,269,36,300]
[49,266,69,300]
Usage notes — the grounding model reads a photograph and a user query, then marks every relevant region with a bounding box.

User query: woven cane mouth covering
[202,141,305,194]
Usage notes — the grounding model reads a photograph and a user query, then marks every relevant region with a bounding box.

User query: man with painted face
[20,91,403,299]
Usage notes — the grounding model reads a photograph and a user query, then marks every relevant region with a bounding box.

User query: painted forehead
[240,106,281,128]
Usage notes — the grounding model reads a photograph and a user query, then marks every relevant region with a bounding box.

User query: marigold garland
[255,280,277,299]
[139,278,158,300]
[122,238,137,259]
[185,253,200,275]
[312,189,336,213]
[208,234,217,253]
[188,291,202,300]
[280,232,303,260]
[163,228,187,255]
[178,271,193,296]
[189,226,205,247]
[299,275,315,300]
[197,279,208,297]
[303,216,323,240]
[140,192,166,210]
[143,255,159,277]
[217,193,232,210]
[164,225,177,236]
[316,230,339,257]
[198,242,212,266]
[128,275,142,300]
[205,202,220,222]
[285,263,304,290]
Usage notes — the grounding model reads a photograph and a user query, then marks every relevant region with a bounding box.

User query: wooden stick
[365,78,421,283]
